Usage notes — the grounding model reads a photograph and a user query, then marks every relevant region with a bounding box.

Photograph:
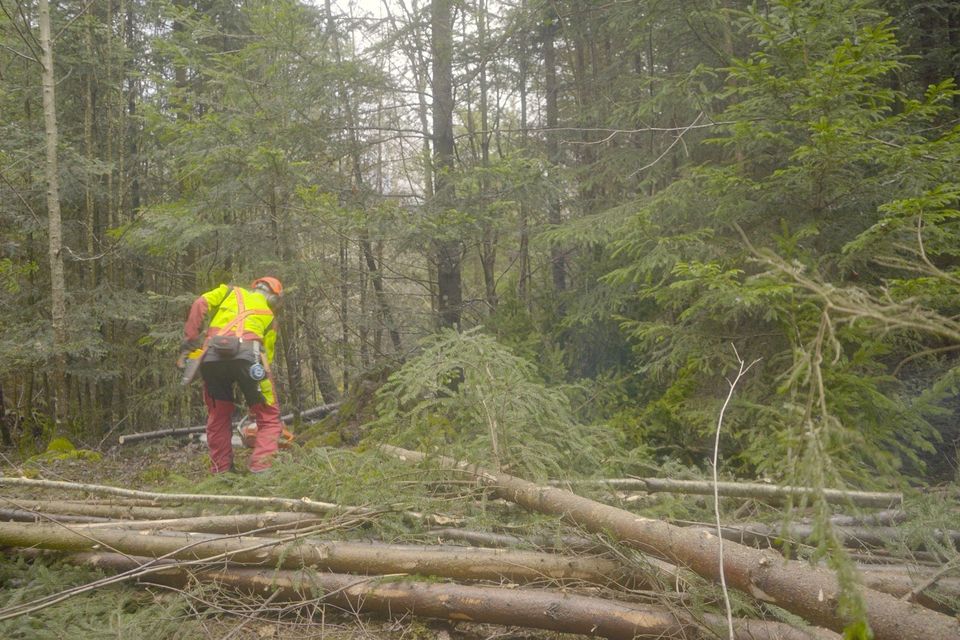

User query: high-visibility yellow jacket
[182,284,279,406]
[205,285,277,363]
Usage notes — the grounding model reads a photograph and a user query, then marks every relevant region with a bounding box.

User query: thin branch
[0,42,39,65]
[52,0,96,42]
[712,343,760,640]
[0,167,41,223]
[916,213,960,286]
[892,344,960,376]
[628,113,706,177]
[899,557,959,603]
[0,0,41,60]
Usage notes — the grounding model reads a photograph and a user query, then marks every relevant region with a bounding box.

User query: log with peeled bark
[553,478,901,508]
[0,521,645,587]
[381,445,959,640]
[44,551,839,640]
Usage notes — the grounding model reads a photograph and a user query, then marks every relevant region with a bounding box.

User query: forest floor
[0,438,591,640]
[1,428,958,640]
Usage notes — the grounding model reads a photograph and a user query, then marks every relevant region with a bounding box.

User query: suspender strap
[196,289,273,356]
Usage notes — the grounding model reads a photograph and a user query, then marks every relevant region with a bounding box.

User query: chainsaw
[235,413,294,449]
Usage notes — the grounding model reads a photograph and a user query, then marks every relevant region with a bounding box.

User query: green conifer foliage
[605,0,956,484]
[371,328,615,478]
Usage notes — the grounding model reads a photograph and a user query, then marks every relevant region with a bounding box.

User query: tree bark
[858,567,960,614]
[381,446,959,640]
[2,499,190,521]
[542,5,566,296]
[431,0,463,329]
[0,477,347,515]
[0,509,111,524]
[430,527,960,614]
[0,522,642,587]
[0,385,13,446]
[70,511,327,535]
[303,322,341,404]
[39,0,68,427]
[692,521,958,552]
[38,552,838,640]
[551,478,902,508]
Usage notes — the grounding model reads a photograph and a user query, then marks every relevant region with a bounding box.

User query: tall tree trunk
[39,0,68,429]
[0,385,12,447]
[542,8,565,296]
[476,0,498,314]
[303,320,340,403]
[339,237,350,388]
[431,0,462,330]
[83,19,97,290]
[517,0,531,308]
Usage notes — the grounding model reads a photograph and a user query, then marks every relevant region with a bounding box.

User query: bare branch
[712,344,760,640]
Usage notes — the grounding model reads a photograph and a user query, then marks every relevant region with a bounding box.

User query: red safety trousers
[203,388,284,473]
[248,400,283,472]
[203,392,235,473]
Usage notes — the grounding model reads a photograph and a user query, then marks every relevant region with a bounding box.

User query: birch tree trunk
[39,0,68,427]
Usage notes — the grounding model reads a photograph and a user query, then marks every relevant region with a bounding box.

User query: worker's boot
[248,401,283,473]
[205,397,236,474]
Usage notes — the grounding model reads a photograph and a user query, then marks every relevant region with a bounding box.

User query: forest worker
[177,277,285,474]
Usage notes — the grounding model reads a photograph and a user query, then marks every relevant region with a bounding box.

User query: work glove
[177,338,202,369]
[179,338,202,352]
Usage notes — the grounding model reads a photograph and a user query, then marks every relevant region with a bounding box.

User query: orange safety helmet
[251,276,283,296]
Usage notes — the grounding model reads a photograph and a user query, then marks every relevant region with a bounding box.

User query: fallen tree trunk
[0,477,351,516]
[70,511,328,535]
[825,510,906,527]
[47,551,838,640]
[1,499,195,521]
[0,508,110,524]
[116,402,340,445]
[859,568,960,614]
[427,527,959,613]
[0,522,643,586]
[554,479,901,508]
[381,445,958,640]
[428,527,608,553]
[694,522,960,552]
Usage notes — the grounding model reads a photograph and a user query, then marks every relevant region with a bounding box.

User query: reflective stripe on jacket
[194,285,277,364]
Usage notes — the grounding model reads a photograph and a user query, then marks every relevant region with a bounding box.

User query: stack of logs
[0,445,956,640]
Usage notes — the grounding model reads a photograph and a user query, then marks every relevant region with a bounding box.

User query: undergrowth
[0,557,202,639]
